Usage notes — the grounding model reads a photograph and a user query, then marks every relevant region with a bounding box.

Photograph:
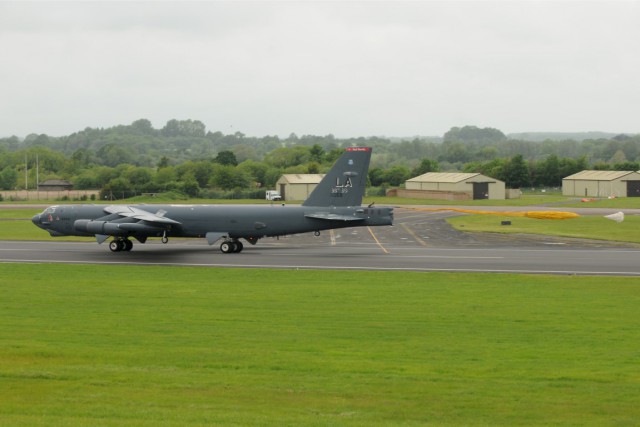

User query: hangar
[38,179,73,191]
[402,172,506,200]
[562,170,640,198]
[275,174,325,201]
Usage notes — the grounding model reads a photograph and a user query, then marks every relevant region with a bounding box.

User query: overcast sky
[1,1,638,139]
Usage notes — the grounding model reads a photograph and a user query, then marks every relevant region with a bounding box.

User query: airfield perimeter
[3,206,640,276]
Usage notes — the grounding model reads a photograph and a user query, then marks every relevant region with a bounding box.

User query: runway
[2,208,640,276]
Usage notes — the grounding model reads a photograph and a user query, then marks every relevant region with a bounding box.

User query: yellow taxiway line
[368,226,390,254]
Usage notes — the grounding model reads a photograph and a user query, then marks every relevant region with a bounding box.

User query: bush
[366,186,389,197]
[199,188,264,200]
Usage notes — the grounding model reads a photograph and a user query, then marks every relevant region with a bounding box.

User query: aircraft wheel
[220,241,233,253]
[234,241,244,253]
[109,240,122,252]
[124,239,133,251]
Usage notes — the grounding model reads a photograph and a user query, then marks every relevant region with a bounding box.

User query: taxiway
[2,208,639,276]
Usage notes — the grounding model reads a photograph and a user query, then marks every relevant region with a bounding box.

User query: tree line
[1,120,639,197]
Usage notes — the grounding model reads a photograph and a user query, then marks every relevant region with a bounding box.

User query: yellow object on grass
[406,207,580,220]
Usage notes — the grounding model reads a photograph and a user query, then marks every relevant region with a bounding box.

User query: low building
[562,170,640,197]
[275,174,325,201]
[38,179,73,192]
[403,172,506,200]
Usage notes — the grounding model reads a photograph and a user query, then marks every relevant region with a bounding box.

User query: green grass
[0,208,41,219]
[448,213,640,243]
[1,264,640,426]
[563,197,640,209]
[0,220,84,241]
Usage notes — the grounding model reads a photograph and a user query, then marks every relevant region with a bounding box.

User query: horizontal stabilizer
[305,213,365,221]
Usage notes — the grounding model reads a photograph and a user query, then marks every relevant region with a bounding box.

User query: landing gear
[161,231,169,244]
[220,240,244,254]
[109,240,120,252]
[109,238,133,252]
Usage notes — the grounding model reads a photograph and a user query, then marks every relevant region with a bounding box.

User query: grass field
[1,264,640,426]
[448,213,640,244]
[0,208,40,219]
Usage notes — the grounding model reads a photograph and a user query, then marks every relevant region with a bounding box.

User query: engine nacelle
[74,219,164,236]
[74,219,127,236]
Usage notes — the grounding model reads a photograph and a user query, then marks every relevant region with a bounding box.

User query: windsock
[604,212,624,223]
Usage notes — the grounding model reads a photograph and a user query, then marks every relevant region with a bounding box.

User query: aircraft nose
[32,214,43,227]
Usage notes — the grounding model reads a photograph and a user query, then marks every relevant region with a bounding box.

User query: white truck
[265,190,282,201]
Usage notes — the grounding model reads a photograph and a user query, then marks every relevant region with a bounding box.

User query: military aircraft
[32,147,394,253]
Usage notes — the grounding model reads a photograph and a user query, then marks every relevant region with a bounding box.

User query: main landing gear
[109,238,133,252]
[220,240,243,254]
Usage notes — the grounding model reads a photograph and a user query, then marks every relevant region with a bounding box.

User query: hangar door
[627,181,640,197]
[472,182,489,200]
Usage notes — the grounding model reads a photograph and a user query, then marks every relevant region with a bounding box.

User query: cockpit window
[44,206,57,214]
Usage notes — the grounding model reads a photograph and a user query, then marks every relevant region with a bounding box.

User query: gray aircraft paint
[32,147,393,253]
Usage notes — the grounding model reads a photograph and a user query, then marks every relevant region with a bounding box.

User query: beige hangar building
[403,172,506,200]
[275,174,325,201]
[562,170,640,198]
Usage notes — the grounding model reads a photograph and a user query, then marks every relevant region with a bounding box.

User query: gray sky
[1,0,639,138]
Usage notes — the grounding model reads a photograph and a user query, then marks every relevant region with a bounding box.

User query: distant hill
[507,131,629,142]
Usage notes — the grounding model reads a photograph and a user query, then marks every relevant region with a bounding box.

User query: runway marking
[367,227,389,254]
[397,255,503,259]
[400,223,429,247]
[329,229,337,246]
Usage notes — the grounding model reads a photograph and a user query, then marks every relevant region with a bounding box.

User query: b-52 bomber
[32,147,394,253]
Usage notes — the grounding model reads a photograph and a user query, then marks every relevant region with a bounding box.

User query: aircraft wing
[104,205,181,225]
[305,213,365,222]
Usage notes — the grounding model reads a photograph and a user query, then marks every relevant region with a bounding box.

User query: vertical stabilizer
[302,147,372,207]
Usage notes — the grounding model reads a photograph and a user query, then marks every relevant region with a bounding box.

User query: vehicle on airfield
[32,147,393,253]
[265,190,282,201]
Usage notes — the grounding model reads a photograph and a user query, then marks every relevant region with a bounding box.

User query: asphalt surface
[2,207,640,276]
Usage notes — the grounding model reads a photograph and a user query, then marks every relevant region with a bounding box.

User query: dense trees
[1,119,639,197]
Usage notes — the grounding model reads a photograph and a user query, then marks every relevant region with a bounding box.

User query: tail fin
[302,147,372,207]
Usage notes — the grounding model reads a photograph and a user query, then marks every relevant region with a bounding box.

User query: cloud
[1,1,639,138]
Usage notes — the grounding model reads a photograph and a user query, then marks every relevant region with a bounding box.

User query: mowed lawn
[448,214,640,244]
[1,264,640,426]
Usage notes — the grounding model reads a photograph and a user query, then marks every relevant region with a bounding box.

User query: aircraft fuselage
[31,147,393,253]
[32,203,393,240]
